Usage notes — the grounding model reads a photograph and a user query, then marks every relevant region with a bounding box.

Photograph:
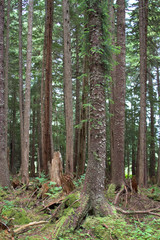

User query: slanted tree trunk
[112,0,126,187]
[63,0,74,175]
[22,0,34,185]
[138,0,148,187]
[43,0,54,174]
[0,0,10,187]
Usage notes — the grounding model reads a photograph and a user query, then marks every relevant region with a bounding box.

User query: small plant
[35,172,48,185]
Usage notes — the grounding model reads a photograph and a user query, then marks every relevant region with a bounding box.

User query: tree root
[52,194,115,238]
[115,206,160,217]
[14,221,48,235]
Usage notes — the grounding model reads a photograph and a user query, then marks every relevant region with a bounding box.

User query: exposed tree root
[115,206,160,217]
[52,194,115,238]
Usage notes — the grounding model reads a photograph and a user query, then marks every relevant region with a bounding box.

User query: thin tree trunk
[63,0,74,175]
[22,0,34,185]
[138,0,148,187]
[31,99,36,177]
[77,55,89,178]
[109,0,116,182]
[0,0,10,187]
[148,72,155,180]
[10,89,16,174]
[19,0,24,174]
[5,0,11,160]
[156,66,160,186]
[112,0,126,187]
[43,0,54,174]
[73,25,80,174]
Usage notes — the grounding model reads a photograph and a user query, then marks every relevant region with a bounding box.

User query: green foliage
[35,173,48,185]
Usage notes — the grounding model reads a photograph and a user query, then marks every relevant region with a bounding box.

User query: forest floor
[0,175,160,240]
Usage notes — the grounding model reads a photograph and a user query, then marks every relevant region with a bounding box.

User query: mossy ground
[0,181,160,240]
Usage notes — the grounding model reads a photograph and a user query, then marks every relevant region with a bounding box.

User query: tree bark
[22,0,34,185]
[112,0,126,187]
[156,66,160,186]
[19,0,24,174]
[63,0,74,175]
[0,0,10,187]
[5,0,11,162]
[43,0,54,174]
[138,0,148,187]
[148,71,155,180]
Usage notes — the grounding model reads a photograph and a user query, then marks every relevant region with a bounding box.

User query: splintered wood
[50,151,63,186]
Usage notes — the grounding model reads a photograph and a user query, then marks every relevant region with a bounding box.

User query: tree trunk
[43,0,54,174]
[109,0,116,182]
[73,25,80,174]
[148,71,155,180]
[5,0,11,160]
[63,0,74,175]
[30,99,36,177]
[0,0,10,187]
[19,0,24,174]
[156,66,160,186]
[138,0,148,187]
[22,0,34,185]
[112,0,126,187]
[77,55,89,178]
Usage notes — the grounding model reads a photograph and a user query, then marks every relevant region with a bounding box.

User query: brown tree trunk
[156,66,160,186]
[73,25,80,174]
[109,0,116,181]
[77,55,89,178]
[10,88,16,174]
[43,0,54,174]
[19,0,24,174]
[22,0,34,185]
[30,99,36,177]
[5,0,11,159]
[63,0,74,175]
[0,0,10,187]
[112,0,126,187]
[138,0,148,187]
[148,72,155,180]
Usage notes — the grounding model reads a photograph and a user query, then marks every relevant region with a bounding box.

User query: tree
[43,0,54,174]
[0,0,10,187]
[137,0,148,187]
[63,0,74,175]
[19,0,24,175]
[58,1,114,231]
[21,0,34,184]
[112,0,126,187]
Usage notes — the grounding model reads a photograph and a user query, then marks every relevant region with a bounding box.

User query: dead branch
[14,221,48,235]
[114,188,124,205]
[115,207,160,217]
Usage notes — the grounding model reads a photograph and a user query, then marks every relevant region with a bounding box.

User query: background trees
[0,0,160,187]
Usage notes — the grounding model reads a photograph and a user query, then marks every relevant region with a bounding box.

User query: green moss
[83,215,134,240]
[2,208,31,225]
[106,184,116,198]
[0,187,7,201]
[65,192,80,208]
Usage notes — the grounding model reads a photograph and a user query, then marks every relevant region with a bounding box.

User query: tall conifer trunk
[63,0,74,175]
[0,0,10,187]
[138,0,148,187]
[22,0,34,184]
[43,0,54,174]
[112,0,126,187]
